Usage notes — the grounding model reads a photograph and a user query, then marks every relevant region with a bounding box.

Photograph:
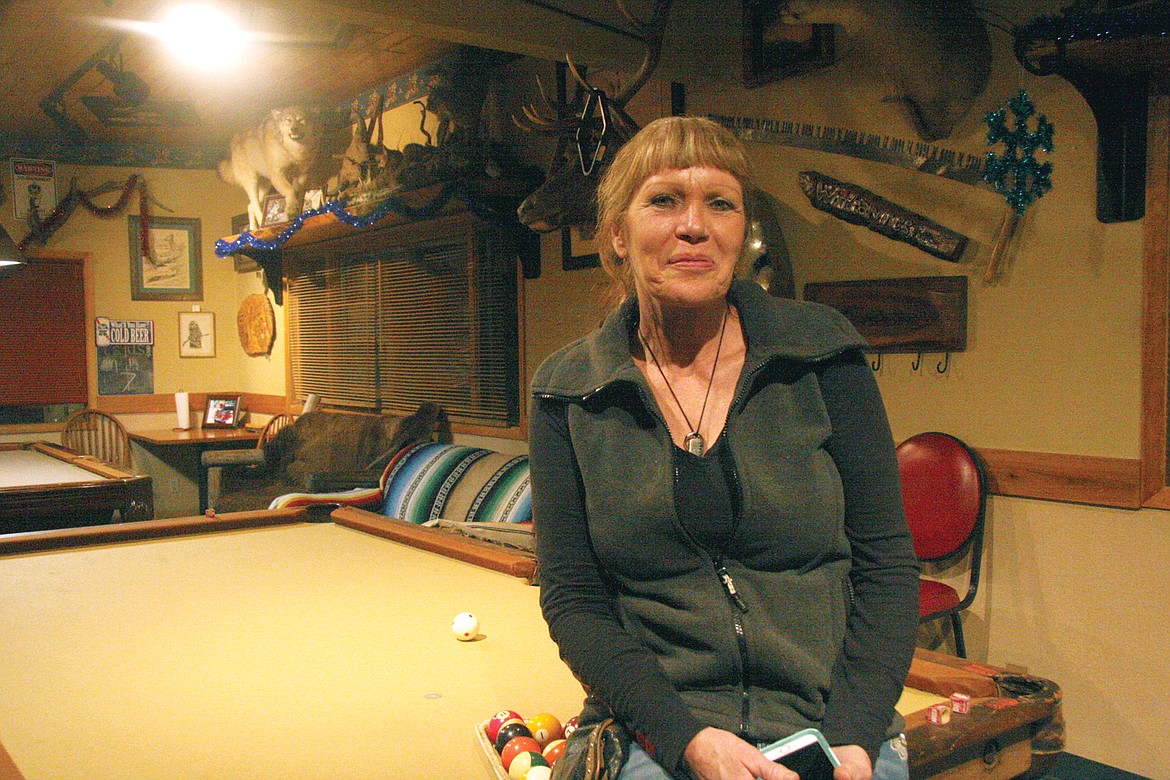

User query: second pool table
[0,441,152,534]
[0,507,1062,780]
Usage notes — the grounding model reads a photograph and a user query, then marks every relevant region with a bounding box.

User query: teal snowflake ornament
[984,91,1054,215]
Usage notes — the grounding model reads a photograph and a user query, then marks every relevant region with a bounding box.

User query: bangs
[617,118,751,187]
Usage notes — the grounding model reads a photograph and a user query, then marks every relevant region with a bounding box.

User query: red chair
[896,432,987,658]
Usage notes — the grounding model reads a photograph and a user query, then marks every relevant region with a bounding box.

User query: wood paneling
[978,448,1143,509]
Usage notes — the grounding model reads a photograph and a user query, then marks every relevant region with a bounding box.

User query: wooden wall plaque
[803,276,967,353]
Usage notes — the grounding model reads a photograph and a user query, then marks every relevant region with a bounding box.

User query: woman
[529,116,920,780]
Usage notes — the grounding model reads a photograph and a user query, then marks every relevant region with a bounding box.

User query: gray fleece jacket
[530,280,919,773]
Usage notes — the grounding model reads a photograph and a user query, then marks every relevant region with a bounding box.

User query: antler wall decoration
[514,0,673,234]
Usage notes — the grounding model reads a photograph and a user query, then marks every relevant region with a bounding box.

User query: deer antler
[513,69,590,135]
[612,0,672,108]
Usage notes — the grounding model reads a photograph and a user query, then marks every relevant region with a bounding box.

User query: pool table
[0,507,1062,780]
[0,442,153,534]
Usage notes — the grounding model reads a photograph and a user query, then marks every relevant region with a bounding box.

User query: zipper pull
[717,565,749,612]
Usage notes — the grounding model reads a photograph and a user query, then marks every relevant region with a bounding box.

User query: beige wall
[0,164,281,431]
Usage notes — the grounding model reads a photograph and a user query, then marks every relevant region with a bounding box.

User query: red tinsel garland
[17,174,148,252]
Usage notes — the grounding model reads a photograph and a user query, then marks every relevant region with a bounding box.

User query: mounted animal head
[515,0,672,234]
[774,0,991,142]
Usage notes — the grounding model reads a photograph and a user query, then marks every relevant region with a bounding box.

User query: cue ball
[452,612,480,641]
[526,767,553,780]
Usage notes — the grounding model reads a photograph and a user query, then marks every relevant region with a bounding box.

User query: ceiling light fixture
[158,4,247,71]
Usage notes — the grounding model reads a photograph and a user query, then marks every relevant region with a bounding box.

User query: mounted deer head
[516,0,672,234]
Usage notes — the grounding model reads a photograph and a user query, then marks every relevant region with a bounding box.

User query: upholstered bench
[270,443,532,538]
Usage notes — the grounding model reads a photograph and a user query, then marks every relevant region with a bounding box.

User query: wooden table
[0,442,152,533]
[128,428,260,517]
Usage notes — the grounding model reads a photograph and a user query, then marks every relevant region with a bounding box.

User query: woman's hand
[682,727,796,780]
[831,745,873,780]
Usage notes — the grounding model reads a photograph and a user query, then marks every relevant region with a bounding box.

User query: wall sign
[95,317,155,395]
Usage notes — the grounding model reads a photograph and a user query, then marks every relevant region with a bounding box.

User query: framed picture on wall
[178,311,215,358]
[203,394,243,428]
[231,212,259,273]
[129,216,203,301]
[742,1,835,88]
[562,224,601,271]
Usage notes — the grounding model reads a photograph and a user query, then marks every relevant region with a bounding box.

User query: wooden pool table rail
[906,649,1064,780]
[0,506,540,581]
[0,442,154,529]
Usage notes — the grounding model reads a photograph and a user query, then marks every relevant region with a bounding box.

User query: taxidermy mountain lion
[219,107,323,230]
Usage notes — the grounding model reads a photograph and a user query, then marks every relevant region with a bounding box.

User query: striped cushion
[380,443,531,525]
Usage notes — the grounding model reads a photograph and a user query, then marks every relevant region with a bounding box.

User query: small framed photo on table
[203,394,243,429]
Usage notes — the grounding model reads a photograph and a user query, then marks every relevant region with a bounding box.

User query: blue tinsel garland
[214,180,497,257]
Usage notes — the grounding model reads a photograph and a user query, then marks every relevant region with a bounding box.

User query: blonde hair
[595,116,754,304]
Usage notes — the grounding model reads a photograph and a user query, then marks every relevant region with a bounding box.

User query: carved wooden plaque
[803,276,967,353]
[237,293,276,357]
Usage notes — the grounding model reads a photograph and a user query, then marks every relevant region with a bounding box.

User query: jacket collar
[531,279,866,400]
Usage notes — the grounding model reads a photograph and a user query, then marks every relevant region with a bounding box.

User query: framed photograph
[262,194,288,226]
[129,215,203,301]
[562,224,601,272]
[302,188,324,213]
[203,394,243,429]
[178,311,215,358]
[231,212,259,273]
[742,1,835,88]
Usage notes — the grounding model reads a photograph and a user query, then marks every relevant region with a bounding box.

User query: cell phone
[761,728,840,780]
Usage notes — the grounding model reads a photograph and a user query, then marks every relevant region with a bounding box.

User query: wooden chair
[896,432,987,658]
[62,409,134,469]
[203,413,296,512]
[257,413,295,448]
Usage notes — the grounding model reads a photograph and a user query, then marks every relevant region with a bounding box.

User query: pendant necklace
[639,304,730,456]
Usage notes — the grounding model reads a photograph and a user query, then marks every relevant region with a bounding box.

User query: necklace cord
[639,304,730,446]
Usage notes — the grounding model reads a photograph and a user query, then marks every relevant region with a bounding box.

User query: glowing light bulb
[159,4,247,71]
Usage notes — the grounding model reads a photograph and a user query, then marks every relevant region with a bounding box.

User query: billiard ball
[495,722,533,753]
[452,612,480,641]
[542,738,566,766]
[524,712,564,747]
[525,767,553,780]
[487,710,523,743]
[508,750,549,780]
[562,716,579,738]
[500,736,541,771]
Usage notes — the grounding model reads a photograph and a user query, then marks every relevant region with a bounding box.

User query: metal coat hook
[911,353,923,371]
[937,353,951,373]
[870,352,882,372]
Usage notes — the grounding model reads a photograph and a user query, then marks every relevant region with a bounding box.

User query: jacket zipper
[539,360,780,738]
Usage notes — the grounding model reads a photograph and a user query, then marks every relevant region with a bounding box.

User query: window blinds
[286,218,519,427]
[0,257,87,406]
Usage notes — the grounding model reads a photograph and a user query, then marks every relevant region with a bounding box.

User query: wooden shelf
[218,178,542,301]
